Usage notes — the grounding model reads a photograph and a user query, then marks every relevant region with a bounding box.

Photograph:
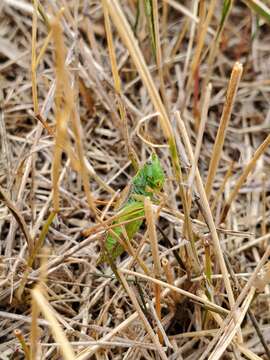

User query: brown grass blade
[205,62,243,200]
[144,197,162,342]
[0,185,33,254]
[220,133,270,223]
[32,286,76,360]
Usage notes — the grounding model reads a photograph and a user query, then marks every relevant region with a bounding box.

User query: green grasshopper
[98,153,165,264]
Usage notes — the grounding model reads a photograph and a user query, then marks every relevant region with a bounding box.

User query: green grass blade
[243,0,270,23]
[144,0,156,57]
[217,0,233,38]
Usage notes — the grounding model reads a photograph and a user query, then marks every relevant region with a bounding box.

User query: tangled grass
[0,1,270,359]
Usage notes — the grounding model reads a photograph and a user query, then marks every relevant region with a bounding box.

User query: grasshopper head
[145,153,165,191]
[133,153,165,196]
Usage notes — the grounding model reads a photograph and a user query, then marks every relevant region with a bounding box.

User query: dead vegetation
[0,0,270,359]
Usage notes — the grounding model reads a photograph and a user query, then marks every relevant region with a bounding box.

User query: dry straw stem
[146,300,172,350]
[31,0,38,115]
[5,124,43,258]
[202,0,233,92]
[231,232,270,255]
[14,329,30,360]
[16,210,56,300]
[199,245,270,360]
[176,113,237,315]
[163,0,214,34]
[262,173,267,237]
[34,8,63,81]
[161,258,181,303]
[116,271,169,360]
[188,83,212,188]
[161,1,169,37]
[186,0,216,93]
[0,185,33,254]
[71,106,100,220]
[170,17,189,60]
[35,30,52,69]
[210,157,235,213]
[170,328,218,339]
[84,158,116,194]
[207,287,256,360]
[144,197,162,342]
[0,95,11,187]
[220,133,270,223]
[204,62,243,200]
[3,0,33,13]
[182,0,198,98]
[51,19,74,212]
[152,0,169,113]
[255,262,270,293]
[224,255,270,358]
[121,268,229,315]
[30,291,40,360]
[102,2,121,94]
[199,292,262,360]
[102,0,171,139]
[32,286,76,360]
[75,311,147,360]
[102,2,138,170]
[51,18,98,218]
[236,344,265,360]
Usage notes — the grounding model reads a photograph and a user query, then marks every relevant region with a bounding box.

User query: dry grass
[1,1,270,359]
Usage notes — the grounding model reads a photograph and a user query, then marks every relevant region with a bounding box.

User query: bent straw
[220,133,270,223]
[204,62,243,200]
